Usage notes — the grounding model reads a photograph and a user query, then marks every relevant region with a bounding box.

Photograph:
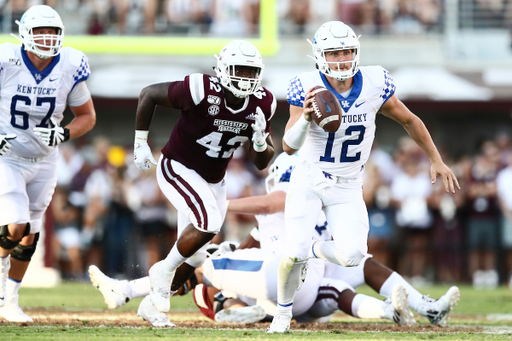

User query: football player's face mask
[307,21,360,82]
[12,5,65,60]
[265,152,300,194]
[215,40,265,98]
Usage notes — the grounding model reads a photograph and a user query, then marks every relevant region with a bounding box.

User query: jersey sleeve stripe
[269,94,277,120]
[189,73,205,105]
[287,76,305,107]
[380,69,396,105]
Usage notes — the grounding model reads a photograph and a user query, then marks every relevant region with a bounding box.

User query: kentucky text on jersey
[17,84,56,95]
[341,113,367,124]
[213,119,248,134]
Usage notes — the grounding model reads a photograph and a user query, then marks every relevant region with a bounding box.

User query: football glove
[134,142,157,171]
[251,106,269,148]
[34,118,70,147]
[0,133,16,156]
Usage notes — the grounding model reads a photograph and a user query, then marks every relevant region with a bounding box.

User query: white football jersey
[0,43,91,158]
[286,67,396,178]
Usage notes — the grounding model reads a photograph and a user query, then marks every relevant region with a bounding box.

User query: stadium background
[1,0,512,294]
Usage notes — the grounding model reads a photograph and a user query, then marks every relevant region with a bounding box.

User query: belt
[6,151,44,163]
[322,171,359,183]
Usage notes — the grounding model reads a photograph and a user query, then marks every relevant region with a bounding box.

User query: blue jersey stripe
[211,259,264,272]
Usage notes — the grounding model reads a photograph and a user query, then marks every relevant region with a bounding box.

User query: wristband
[135,130,149,144]
[283,115,310,150]
[253,141,268,152]
[249,227,260,242]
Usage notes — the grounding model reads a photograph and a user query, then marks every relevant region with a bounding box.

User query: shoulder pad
[188,73,206,105]
[62,48,91,85]
[0,43,17,64]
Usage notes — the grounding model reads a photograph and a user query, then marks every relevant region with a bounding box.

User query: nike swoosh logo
[319,96,331,113]
[355,101,365,108]
[49,78,59,82]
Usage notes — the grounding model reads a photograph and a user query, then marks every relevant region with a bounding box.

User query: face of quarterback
[325,49,354,72]
[32,27,58,52]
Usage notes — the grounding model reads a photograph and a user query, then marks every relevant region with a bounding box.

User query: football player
[132,40,275,326]
[0,5,96,322]
[268,21,460,333]
[89,153,459,328]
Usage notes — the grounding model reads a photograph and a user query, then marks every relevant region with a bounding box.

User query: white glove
[251,106,269,151]
[34,118,69,147]
[134,142,157,171]
[0,133,16,156]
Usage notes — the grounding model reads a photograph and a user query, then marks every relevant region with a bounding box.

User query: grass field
[1,282,512,340]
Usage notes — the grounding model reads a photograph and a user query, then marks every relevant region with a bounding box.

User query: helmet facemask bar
[20,24,64,59]
[215,55,264,98]
[308,40,360,81]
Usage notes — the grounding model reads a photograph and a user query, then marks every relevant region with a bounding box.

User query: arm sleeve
[167,77,196,112]
[67,80,91,107]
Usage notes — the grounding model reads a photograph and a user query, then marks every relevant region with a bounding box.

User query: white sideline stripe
[487,313,512,321]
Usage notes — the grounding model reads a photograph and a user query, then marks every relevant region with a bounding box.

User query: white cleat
[137,295,175,327]
[0,303,33,322]
[148,261,174,313]
[417,286,460,326]
[0,257,10,307]
[215,305,266,324]
[390,284,416,325]
[89,265,130,309]
[266,314,291,333]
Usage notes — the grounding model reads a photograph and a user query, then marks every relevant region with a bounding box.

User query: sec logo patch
[208,105,220,116]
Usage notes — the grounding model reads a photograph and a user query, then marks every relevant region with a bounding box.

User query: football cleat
[215,305,266,324]
[416,286,460,326]
[0,257,10,307]
[0,299,33,323]
[265,314,291,333]
[387,284,415,325]
[88,265,130,309]
[148,260,174,313]
[137,295,175,327]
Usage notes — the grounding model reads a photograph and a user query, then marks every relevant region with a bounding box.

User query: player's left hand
[431,161,460,193]
[34,118,70,147]
[251,106,269,146]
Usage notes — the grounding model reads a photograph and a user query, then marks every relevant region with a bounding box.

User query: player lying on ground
[89,153,459,327]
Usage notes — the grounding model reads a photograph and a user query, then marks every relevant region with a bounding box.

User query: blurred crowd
[2,0,510,37]
[45,128,512,290]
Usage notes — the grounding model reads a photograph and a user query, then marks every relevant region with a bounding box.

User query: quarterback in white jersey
[0,5,96,322]
[268,21,460,333]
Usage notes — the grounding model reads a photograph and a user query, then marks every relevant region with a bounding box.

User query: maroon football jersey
[162,73,276,183]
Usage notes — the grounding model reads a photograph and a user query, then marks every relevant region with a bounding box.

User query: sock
[311,241,347,266]
[128,276,150,298]
[162,245,187,273]
[351,293,386,319]
[6,277,21,306]
[379,272,423,312]
[275,256,304,317]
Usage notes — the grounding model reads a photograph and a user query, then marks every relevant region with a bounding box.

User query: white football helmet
[215,40,264,98]
[12,5,65,59]
[265,152,300,194]
[308,21,360,81]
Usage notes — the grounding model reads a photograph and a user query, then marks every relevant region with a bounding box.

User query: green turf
[2,282,512,340]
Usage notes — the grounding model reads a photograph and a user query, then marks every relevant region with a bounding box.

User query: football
[310,86,342,133]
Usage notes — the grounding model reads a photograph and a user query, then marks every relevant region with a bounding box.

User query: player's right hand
[0,133,17,156]
[134,142,157,171]
[302,88,316,122]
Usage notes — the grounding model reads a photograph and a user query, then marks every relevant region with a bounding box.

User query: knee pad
[11,232,39,262]
[186,249,207,269]
[335,249,365,267]
[0,223,30,250]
